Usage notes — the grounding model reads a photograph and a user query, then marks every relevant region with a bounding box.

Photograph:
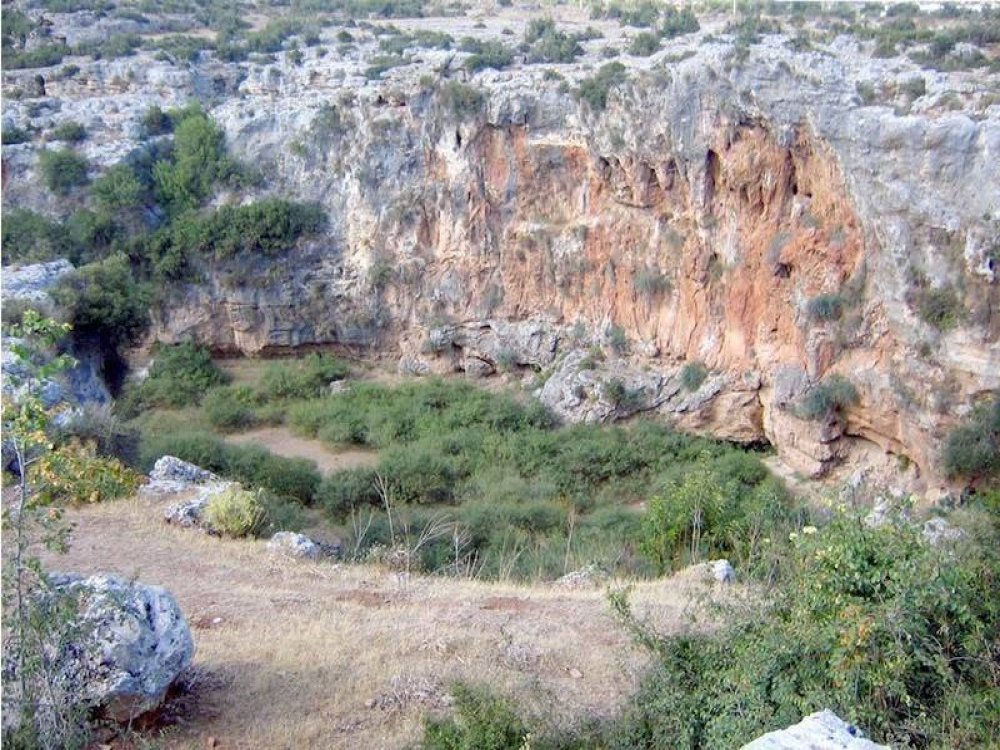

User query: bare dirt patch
[224,426,377,475]
[41,494,719,749]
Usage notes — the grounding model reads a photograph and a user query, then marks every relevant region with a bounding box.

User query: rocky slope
[3,6,999,496]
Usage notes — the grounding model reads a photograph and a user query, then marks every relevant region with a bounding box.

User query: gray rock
[163,481,232,530]
[740,710,888,750]
[710,559,735,583]
[150,456,219,485]
[266,531,323,561]
[922,516,965,546]
[44,573,193,722]
[0,259,74,302]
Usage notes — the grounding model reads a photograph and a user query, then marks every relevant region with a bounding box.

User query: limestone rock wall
[3,18,998,495]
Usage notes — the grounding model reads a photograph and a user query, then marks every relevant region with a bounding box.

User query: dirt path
[224,426,377,475]
[43,495,718,749]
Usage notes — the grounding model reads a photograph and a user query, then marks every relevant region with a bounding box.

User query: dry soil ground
[42,489,721,749]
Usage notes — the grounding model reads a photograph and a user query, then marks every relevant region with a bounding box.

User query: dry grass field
[41,490,725,749]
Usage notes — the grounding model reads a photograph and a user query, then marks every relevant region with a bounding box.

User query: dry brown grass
[42,493,723,749]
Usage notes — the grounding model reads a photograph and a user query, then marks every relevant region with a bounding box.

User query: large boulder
[149,455,219,485]
[43,574,193,722]
[0,259,75,302]
[740,710,889,750]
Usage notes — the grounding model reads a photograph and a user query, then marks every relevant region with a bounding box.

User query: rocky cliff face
[3,8,998,496]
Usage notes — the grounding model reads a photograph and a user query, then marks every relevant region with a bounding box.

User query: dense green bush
[460,38,514,72]
[2,123,33,145]
[258,353,348,400]
[133,342,228,409]
[204,385,259,431]
[661,6,699,38]
[38,148,89,195]
[91,164,145,213]
[943,396,1000,483]
[143,199,325,278]
[797,374,859,420]
[52,255,150,348]
[608,506,1000,749]
[438,81,485,118]
[1,209,73,266]
[151,104,228,214]
[642,456,794,572]
[297,380,783,580]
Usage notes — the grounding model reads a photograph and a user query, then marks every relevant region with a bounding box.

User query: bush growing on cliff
[807,293,844,321]
[576,61,628,111]
[1,209,73,266]
[48,121,87,143]
[52,255,151,349]
[797,375,859,421]
[38,148,89,195]
[628,31,661,56]
[917,285,964,331]
[943,395,1000,484]
[438,81,485,118]
[680,361,708,391]
[460,38,514,72]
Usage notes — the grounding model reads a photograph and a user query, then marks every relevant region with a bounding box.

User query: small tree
[1,311,92,748]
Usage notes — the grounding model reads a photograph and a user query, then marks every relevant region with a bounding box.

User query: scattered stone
[567,667,584,679]
[266,531,323,561]
[328,380,350,395]
[43,573,194,723]
[739,709,888,749]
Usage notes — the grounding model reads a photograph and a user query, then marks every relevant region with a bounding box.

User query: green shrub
[1,43,69,69]
[943,396,1000,483]
[0,209,72,266]
[204,386,259,431]
[2,123,32,145]
[661,6,699,38]
[203,485,266,538]
[38,148,89,195]
[152,104,227,214]
[258,353,349,401]
[797,374,859,420]
[141,105,173,137]
[91,164,145,212]
[641,456,794,572]
[610,505,1000,748]
[633,268,670,298]
[576,61,628,111]
[52,255,150,348]
[318,467,381,517]
[605,324,629,354]
[137,342,228,408]
[422,683,528,750]
[438,81,485,118]
[806,293,844,321]
[461,38,514,72]
[144,199,325,277]
[918,285,963,330]
[49,121,86,143]
[680,362,708,391]
[629,31,661,56]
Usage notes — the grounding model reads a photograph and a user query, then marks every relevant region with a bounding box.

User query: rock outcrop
[740,710,888,750]
[3,9,998,495]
